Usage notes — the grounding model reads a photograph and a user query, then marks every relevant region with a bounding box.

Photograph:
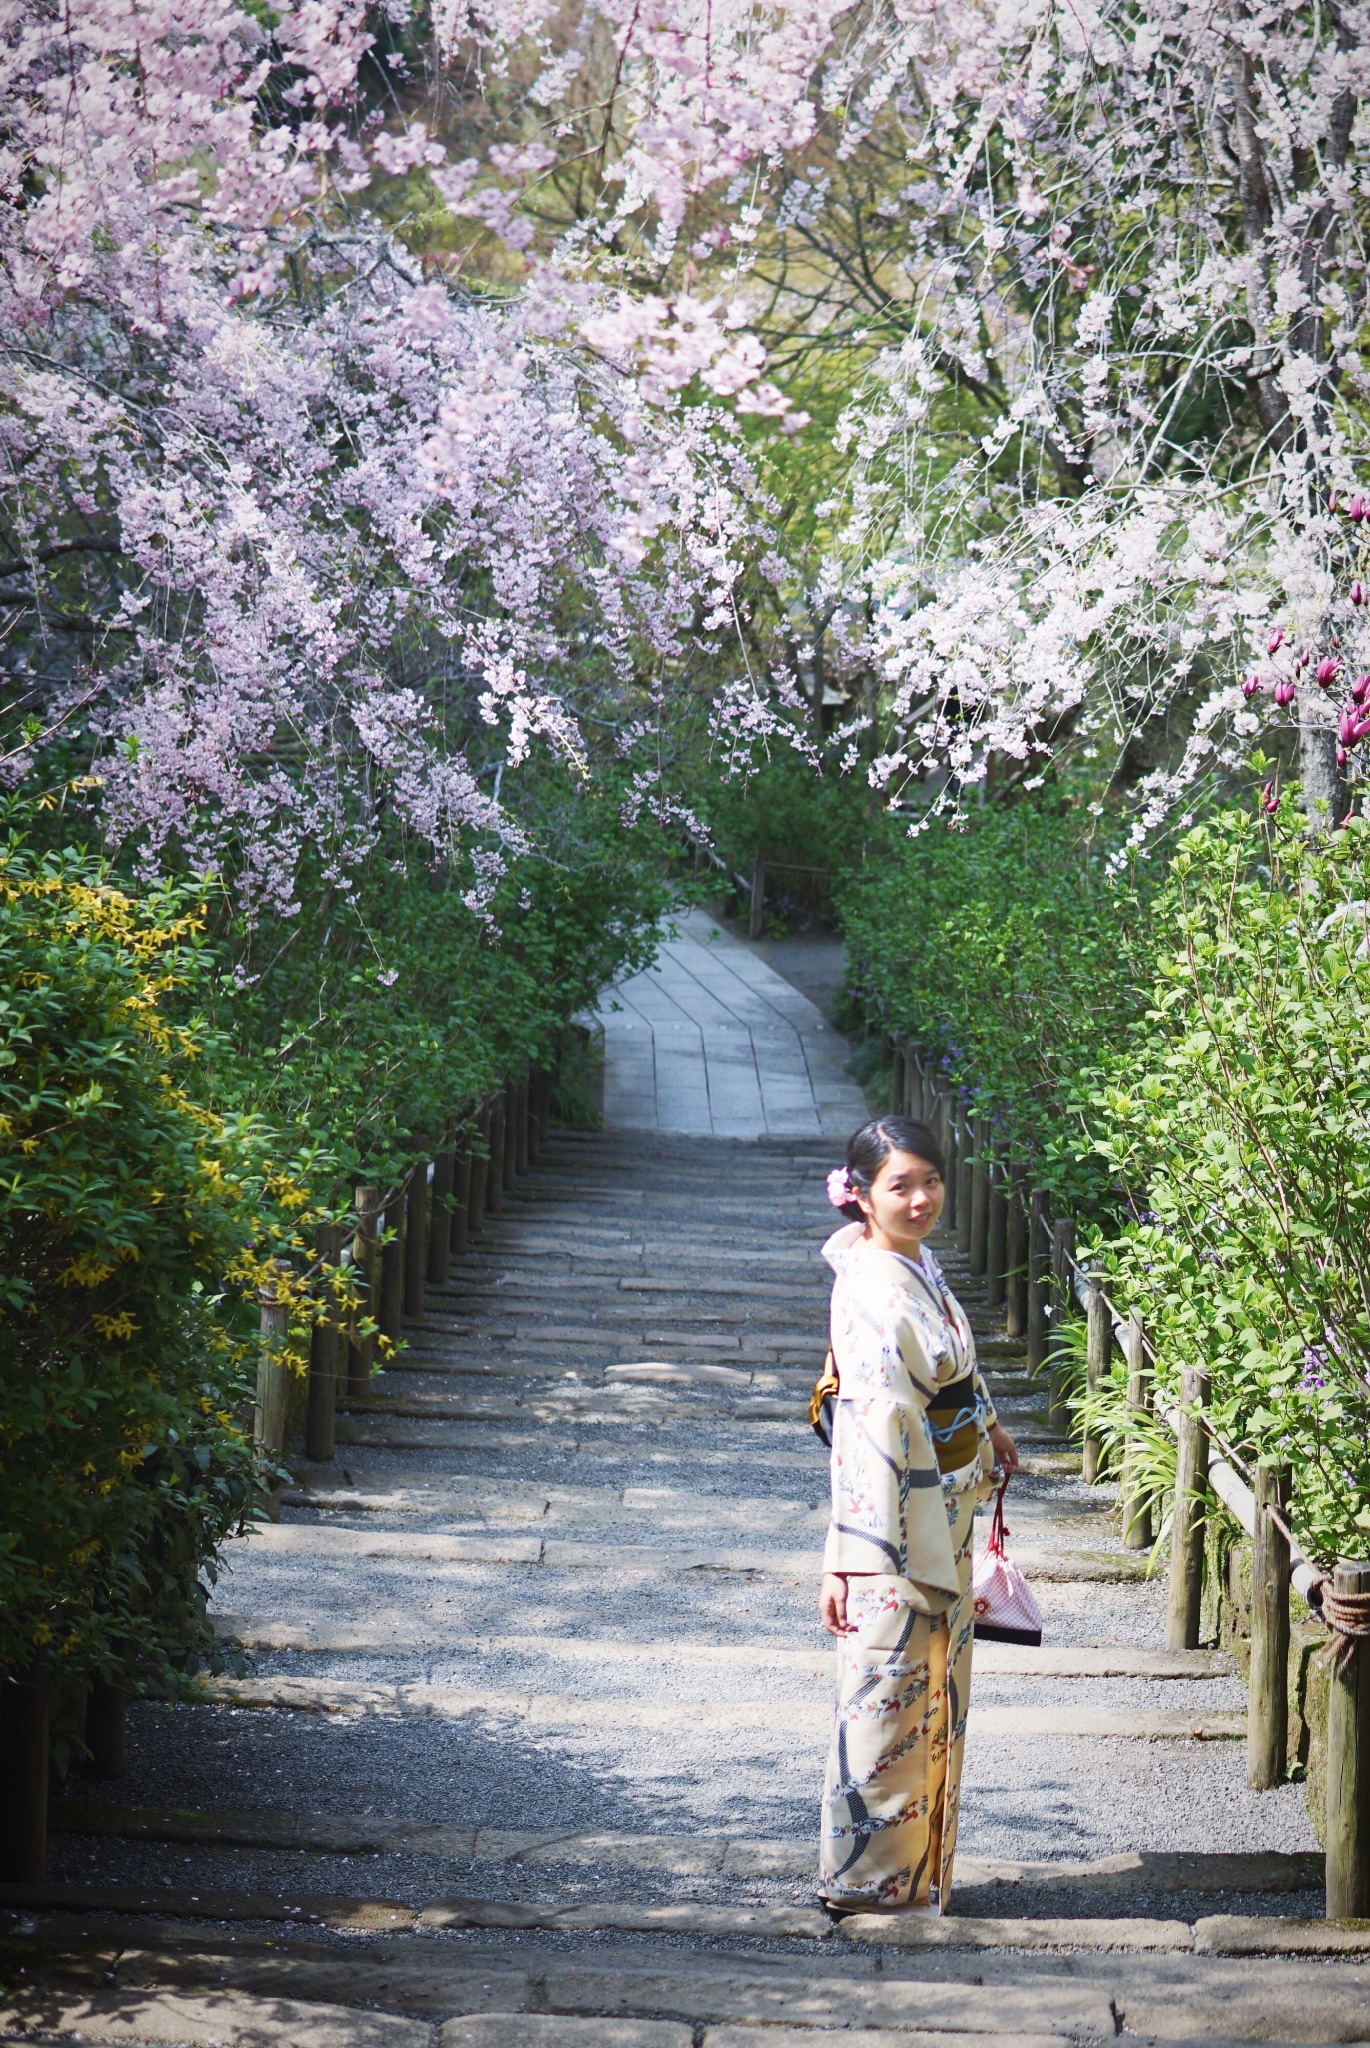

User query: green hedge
[837,789,1370,1566]
[836,797,1157,1209]
[0,768,670,1695]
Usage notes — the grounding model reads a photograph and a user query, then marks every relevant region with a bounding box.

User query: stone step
[231,1522,1137,1583]
[13,1881,1356,1960]
[14,1929,1370,2043]
[50,1802,1321,1895]
[209,1620,1232,1680]
[198,1674,1246,1739]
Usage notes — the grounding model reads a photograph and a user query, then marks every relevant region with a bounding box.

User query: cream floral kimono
[818,1223,998,1913]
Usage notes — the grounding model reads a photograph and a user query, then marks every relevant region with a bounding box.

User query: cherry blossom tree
[0,0,813,911]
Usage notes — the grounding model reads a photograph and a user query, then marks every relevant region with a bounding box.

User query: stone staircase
[9,1130,1358,2048]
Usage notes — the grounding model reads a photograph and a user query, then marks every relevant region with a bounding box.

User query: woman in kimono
[817,1115,1017,1918]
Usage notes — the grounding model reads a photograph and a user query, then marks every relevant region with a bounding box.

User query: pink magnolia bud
[1241,674,1263,698]
[1267,630,1285,655]
[1353,581,1366,607]
[1354,715,1370,746]
[1340,707,1359,745]
[1352,674,1370,705]
[1274,680,1297,707]
[1261,781,1279,814]
[1352,495,1367,522]
[1298,648,1312,669]
[1339,746,1350,767]
[1317,656,1343,687]
[1330,491,1341,513]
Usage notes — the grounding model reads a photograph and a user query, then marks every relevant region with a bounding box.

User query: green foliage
[199,772,669,1191]
[0,831,270,1687]
[0,765,669,1691]
[835,780,1370,1561]
[1094,799,1370,1564]
[837,795,1158,1207]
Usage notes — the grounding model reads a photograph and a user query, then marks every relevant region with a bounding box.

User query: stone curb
[837,1912,1195,1951]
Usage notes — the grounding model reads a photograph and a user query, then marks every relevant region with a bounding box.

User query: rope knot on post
[1318,1580,1370,1677]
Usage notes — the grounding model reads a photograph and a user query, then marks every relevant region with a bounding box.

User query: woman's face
[856,1146,945,1252]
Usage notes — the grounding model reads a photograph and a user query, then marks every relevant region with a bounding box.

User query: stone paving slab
[592,909,868,1137]
[0,1987,430,2047]
[840,1912,1195,1952]
[441,2023,690,2048]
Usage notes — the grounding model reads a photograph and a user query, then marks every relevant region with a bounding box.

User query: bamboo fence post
[1326,1557,1370,1918]
[1120,1311,1153,1550]
[514,1073,530,1176]
[1048,1215,1075,1431]
[403,1161,429,1320]
[346,1187,380,1394]
[889,1043,903,1116]
[487,1092,507,1214]
[450,1135,472,1260]
[749,855,765,940]
[528,1068,546,1162]
[1026,1190,1050,1373]
[499,1081,516,1196]
[533,1064,551,1148]
[86,1676,127,1779]
[969,1120,990,1277]
[378,1190,405,1345]
[956,1110,974,1256]
[467,1101,491,1234]
[1082,1276,1110,1485]
[428,1141,456,1285]
[0,1658,51,1880]
[254,1271,289,1457]
[306,1223,344,1464]
[1005,1175,1028,1340]
[942,1096,959,1233]
[1164,1365,1211,1652]
[1248,1461,1291,1789]
[987,1165,1008,1311]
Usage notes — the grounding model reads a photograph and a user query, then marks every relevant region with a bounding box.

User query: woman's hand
[820,1572,854,1637]
[988,1421,1019,1480]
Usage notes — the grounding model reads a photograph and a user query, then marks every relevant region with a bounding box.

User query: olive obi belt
[927,1373,981,1473]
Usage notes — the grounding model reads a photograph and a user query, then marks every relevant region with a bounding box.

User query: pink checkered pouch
[972,1481,1043,1646]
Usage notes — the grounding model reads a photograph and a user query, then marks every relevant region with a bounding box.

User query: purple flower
[1352,674,1370,706]
[1302,1345,1328,1391]
[1317,656,1343,687]
[1353,581,1366,607]
[1241,674,1264,699]
[1268,629,1285,655]
[1274,680,1296,707]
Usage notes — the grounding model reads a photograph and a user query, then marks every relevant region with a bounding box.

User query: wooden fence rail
[895,1035,1367,1922]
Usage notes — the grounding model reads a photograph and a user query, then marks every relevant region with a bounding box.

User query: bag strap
[987,1477,1009,1556]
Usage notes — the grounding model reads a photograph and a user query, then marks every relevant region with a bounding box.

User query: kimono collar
[821,1224,942,1294]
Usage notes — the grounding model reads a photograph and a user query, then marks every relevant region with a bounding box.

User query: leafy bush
[0,833,274,1689]
[1095,801,1370,1564]
[837,796,1158,1207]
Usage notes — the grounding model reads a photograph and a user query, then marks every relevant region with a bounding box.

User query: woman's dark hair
[838,1116,946,1221]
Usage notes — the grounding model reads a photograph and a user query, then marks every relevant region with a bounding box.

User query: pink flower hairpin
[826,1167,856,1209]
